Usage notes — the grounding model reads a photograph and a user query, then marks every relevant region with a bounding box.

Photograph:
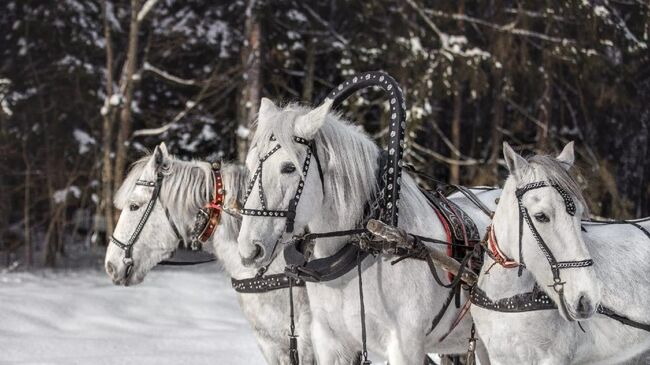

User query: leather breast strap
[471,285,650,332]
[231,273,305,293]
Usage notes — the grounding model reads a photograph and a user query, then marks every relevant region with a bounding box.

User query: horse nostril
[106,262,115,276]
[251,244,262,259]
[577,295,592,314]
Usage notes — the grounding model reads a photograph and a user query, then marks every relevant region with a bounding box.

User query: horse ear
[556,141,575,170]
[152,143,172,171]
[503,142,529,179]
[294,99,333,139]
[259,98,278,119]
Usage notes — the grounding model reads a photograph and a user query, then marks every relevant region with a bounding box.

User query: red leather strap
[487,225,519,269]
[197,168,225,242]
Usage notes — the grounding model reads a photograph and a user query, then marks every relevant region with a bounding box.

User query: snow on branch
[137,0,159,23]
[132,100,197,137]
[422,8,576,45]
[142,62,200,86]
[410,141,480,166]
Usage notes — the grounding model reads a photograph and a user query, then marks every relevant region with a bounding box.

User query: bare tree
[237,0,262,162]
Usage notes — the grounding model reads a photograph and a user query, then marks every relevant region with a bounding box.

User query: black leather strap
[231,273,305,293]
[470,285,556,312]
[284,240,369,283]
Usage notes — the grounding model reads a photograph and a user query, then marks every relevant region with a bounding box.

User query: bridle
[110,170,184,280]
[488,181,594,319]
[110,159,225,280]
[240,135,324,233]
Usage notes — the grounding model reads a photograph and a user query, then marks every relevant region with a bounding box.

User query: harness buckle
[549,278,566,293]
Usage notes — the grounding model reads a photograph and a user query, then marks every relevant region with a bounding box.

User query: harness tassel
[465,323,477,365]
[288,279,299,365]
[289,335,299,365]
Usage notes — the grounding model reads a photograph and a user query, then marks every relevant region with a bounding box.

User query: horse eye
[129,204,140,211]
[281,163,296,174]
[534,212,550,223]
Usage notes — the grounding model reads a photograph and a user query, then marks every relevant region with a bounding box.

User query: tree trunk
[449,0,464,185]
[302,37,316,103]
[22,140,32,267]
[113,0,142,191]
[98,0,116,241]
[450,83,462,184]
[237,0,261,162]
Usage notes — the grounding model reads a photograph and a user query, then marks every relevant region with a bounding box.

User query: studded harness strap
[241,136,323,233]
[110,168,184,279]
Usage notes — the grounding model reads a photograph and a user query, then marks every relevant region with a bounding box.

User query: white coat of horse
[104,144,315,365]
[471,142,650,364]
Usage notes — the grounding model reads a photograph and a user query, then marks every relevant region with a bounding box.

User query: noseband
[110,171,184,279]
[241,136,324,233]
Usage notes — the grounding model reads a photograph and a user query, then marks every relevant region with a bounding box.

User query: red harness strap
[486,225,519,269]
[196,166,225,243]
[432,207,455,282]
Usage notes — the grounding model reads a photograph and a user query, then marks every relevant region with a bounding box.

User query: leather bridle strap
[241,136,323,233]
[110,172,165,278]
[231,273,305,293]
[515,181,593,316]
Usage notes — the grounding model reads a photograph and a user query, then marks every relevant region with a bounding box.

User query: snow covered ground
[0,265,266,364]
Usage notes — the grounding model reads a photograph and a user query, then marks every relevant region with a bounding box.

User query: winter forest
[1,1,649,272]
[1,1,650,363]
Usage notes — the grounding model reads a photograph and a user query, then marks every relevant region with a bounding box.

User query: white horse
[236,98,497,364]
[471,142,650,364]
[104,143,315,365]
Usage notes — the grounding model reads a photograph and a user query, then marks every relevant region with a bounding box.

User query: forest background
[1,0,648,268]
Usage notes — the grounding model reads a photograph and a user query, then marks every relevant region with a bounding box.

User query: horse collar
[188,163,225,250]
[484,225,519,269]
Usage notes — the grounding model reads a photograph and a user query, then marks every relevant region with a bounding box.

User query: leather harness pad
[426,191,481,243]
[284,241,369,283]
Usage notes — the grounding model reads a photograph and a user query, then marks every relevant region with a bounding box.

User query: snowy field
[0,265,265,364]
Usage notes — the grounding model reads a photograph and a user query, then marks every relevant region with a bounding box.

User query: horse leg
[475,339,491,365]
[386,334,425,365]
[311,317,354,365]
[251,334,284,365]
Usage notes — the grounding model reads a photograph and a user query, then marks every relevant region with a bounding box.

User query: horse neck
[582,221,650,315]
[310,172,448,258]
[491,178,521,261]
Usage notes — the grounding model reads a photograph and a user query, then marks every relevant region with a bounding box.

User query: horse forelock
[525,154,589,218]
